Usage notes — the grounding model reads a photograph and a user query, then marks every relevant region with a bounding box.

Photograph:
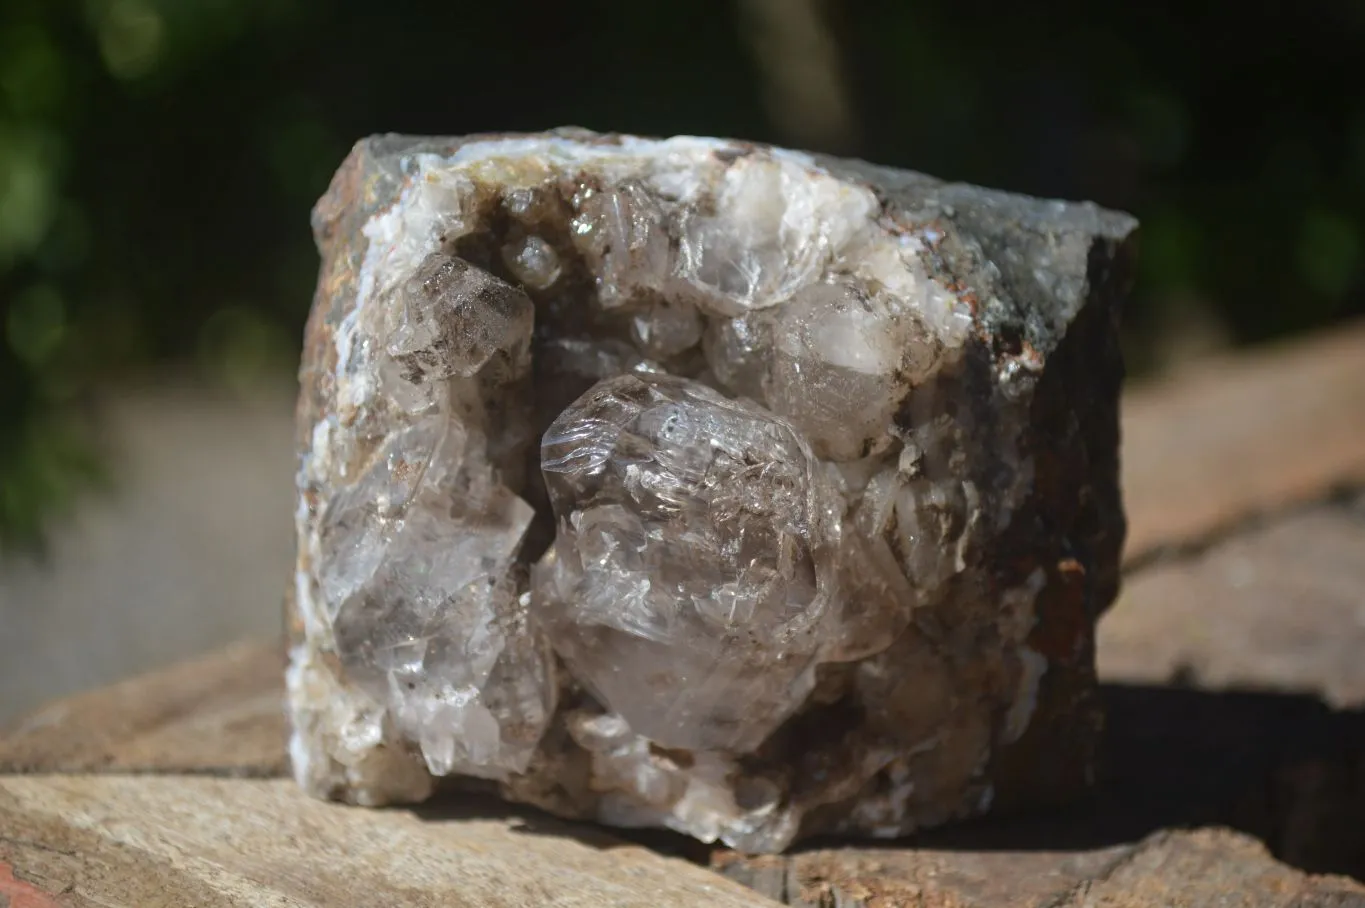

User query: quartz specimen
[287,130,1137,852]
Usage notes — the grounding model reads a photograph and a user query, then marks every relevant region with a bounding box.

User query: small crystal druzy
[287,130,1136,852]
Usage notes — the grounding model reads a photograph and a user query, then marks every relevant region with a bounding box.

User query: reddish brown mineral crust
[286,130,1137,851]
[0,862,64,908]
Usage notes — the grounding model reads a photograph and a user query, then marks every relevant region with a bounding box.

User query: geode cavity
[286,130,1136,852]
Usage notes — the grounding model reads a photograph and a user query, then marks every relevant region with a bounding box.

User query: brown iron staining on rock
[286,130,1137,852]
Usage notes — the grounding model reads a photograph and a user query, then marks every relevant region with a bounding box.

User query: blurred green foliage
[2,0,1364,545]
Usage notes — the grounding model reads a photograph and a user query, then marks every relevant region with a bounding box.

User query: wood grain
[1102,505,1365,706]
[1122,320,1365,564]
[714,828,1365,908]
[0,639,285,776]
[0,775,777,907]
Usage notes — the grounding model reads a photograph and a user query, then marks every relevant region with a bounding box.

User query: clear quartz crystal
[767,279,939,462]
[501,234,562,290]
[385,253,535,382]
[629,294,704,360]
[567,709,795,850]
[676,159,823,314]
[322,252,554,779]
[702,311,772,403]
[535,372,842,753]
[571,180,672,309]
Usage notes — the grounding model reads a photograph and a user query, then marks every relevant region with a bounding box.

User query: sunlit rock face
[286,130,1137,852]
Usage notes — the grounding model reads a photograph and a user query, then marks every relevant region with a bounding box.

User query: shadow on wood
[408,782,719,863]
[406,682,1365,883]
[787,683,1365,883]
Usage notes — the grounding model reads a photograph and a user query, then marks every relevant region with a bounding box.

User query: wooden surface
[1101,503,1365,706]
[0,776,773,908]
[717,829,1365,908]
[3,323,1365,906]
[0,640,285,776]
[1121,320,1365,565]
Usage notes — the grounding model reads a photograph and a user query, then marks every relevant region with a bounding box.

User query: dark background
[4,0,1365,544]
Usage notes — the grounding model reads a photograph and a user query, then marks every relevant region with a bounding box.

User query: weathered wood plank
[0,640,285,776]
[714,828,1365,907]
[1055,827,1365,908]
[0,775,778,908]
[714,839,1133,907]
[1122,320,1365,563]
[1101,505,1365,706]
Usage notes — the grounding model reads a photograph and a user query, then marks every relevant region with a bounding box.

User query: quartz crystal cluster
[287,130,1137,852]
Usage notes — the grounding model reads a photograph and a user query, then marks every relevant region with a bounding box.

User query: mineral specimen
[287,130,1137,852]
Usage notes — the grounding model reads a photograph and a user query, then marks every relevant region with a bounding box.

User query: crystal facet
[287,131,1136,852]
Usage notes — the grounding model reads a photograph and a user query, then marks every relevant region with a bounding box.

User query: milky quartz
[288,130,1137,851]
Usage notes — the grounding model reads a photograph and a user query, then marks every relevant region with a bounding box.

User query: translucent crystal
[321,254,553,779]
[675,155,873,316]
[567,710,796,851]
[702,311,772,403]
[570,180,672,309]
[325,428,549,778]
[535,372,840,753]
[629,294,703,360]
[501,234,562,291]
[767,279,939,462]
[386,252,534,382]
[829,516,917,662]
